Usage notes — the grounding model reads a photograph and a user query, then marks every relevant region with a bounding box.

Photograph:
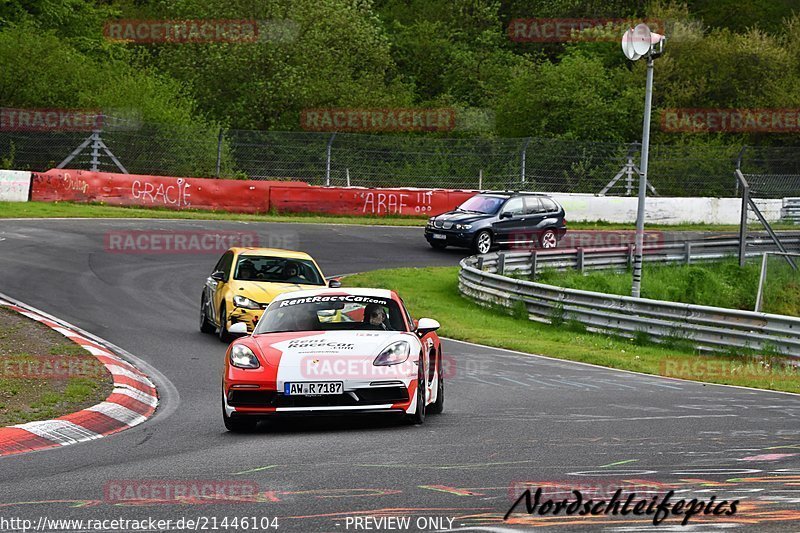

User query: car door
[208,250,234,323]
[521,196,548,245]
[493,197,527,244]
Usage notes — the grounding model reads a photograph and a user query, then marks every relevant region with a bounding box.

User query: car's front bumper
[228,307,263,332]
[223,378,416,417]
[424,227,475,247]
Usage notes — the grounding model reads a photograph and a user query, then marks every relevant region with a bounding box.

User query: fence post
[497,253,506,275]
[90,131,101,171]
[325,132,337,186]
[739,173,749,267]
[346,168,350,187]
[520,137,531,188]
[478,169,483,190]
[215,128,223,178]
[735,145,747,197]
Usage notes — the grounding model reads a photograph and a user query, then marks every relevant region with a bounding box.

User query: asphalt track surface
[0,219,798,533]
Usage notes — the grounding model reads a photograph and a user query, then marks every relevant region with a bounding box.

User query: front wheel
[200,294,215,334]
[428,352,444,415]
[405,357,426,425]
[473,230,493,254]
[540,229,558,249]
[218,304,230,343]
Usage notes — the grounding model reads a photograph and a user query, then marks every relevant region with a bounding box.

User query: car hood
[252,330,415,367]
[230,280,325,306]
[433,211,489,225]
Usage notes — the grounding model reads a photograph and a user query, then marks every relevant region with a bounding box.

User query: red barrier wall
[30,169,308,213]
[270,186,475,216]
[30,169,477,216]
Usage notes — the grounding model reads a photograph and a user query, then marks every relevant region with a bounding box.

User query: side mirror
[211,271,226,282]
[499,212,512,219]
[328,279,342,288]
[415,317,440,335]
[228,322,248,335]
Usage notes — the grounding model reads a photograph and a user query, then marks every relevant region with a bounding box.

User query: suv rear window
[540,197,558,212]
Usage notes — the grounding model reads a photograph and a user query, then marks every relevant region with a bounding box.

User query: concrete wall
[0,170,31,202]
[551,193,782,224]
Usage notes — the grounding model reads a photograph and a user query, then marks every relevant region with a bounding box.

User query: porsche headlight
[233,295,261,310]
[455,223,472,230]
[230,344,260,369]
[373,341,410,366]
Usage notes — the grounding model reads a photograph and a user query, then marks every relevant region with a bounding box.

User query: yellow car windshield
[234,256,324,285]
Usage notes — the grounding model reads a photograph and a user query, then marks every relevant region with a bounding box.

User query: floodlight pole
[631,56,654,298]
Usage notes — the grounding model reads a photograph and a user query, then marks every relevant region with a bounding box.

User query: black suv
[424,192,567,254]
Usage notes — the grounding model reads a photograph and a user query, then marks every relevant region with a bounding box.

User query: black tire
[540,229,558,249]
[200,294,215,334]
[222,393,259,432]
[405,356,426,425]
[218,304,230,343]
[428,351,444,415]
[429,241,447,250]
[473,230,493,254]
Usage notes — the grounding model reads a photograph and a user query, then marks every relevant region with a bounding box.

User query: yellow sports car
[200,247,339,341]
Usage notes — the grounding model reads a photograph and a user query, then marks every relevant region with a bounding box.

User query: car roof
[271,287,396,302]
[230,247,315,260]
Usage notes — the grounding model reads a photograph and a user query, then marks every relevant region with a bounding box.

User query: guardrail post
[627,244,634,269]
[530,250,538,280]
[685,241,692,265]
[476,256,484,270]
[577,247,585,273]
[497,253,506,275]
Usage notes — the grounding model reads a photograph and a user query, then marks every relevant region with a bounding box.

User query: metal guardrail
[458,236,800,357]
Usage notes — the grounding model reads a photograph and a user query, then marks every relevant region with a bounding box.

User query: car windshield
[255,295,407,333]
[234,255,324,285]
[457,195,504,214]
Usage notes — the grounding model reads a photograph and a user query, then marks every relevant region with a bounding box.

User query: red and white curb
[0,299,158,456]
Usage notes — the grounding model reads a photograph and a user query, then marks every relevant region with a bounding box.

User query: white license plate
[432,233,447,240]
[284,381,343,395]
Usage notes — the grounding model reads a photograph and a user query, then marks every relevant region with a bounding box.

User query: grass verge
[345,266,800,394]
[2,201,799,232]
[536,257,800,316]
[0,307,113,425]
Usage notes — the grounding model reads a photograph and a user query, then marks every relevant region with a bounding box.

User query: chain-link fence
[739,145,800,199]
[1,123,798,197]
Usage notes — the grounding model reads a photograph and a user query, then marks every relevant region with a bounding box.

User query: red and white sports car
[222,288,444,431]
